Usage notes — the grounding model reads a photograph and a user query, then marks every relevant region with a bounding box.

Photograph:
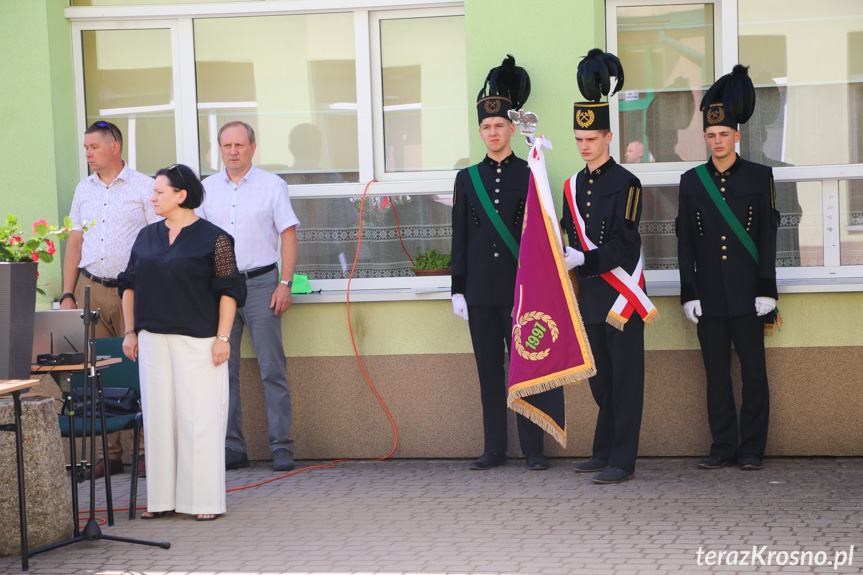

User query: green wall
[0,0,78,304]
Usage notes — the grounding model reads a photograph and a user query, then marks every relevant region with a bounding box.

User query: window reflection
[380,16,468,172]
[616,4,713,163]
[82,29,176,175]
[739,2,863,167]
[194,14,359,182]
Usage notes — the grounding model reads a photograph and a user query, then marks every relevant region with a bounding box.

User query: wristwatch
[216,334,230,343]
[279,279,293,288]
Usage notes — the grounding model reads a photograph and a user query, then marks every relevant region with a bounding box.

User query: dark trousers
[467,305,544,456]
[697,313,770,460]
[584,318,644,473]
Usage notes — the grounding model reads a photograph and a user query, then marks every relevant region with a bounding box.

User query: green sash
[695,164,759,266]
[695,164,780,333]
[468,164,520,260]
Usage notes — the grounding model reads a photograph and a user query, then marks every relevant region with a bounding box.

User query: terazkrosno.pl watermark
[696,545,855,569]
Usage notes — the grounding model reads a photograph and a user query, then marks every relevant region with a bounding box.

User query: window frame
[606,0,863,291]
[66,1,464,299]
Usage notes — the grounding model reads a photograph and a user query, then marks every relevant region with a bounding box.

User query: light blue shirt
[199,166,300,272]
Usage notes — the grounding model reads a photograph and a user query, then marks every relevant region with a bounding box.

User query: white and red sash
[566,176,659,330]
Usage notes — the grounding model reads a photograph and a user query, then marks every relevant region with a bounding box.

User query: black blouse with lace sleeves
[118,218,247,338]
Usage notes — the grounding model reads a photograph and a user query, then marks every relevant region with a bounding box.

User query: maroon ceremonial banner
[507,136,595,447]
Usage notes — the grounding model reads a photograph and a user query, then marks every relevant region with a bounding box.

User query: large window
[379,16,468,173]
[70,2,464,296]
[81,28,177,174]
[608,0,863,288]
[616,4,714,165]
[194,13,359,183]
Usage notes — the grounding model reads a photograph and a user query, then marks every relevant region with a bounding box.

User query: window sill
[648,277,863,297]
[292,287,451,303]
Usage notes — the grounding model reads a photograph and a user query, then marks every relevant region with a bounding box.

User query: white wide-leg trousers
[138,330,228,515]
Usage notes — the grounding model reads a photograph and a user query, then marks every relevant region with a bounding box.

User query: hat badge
[576,109,595,129]
[484,98,501,114]
[707,104,725,125]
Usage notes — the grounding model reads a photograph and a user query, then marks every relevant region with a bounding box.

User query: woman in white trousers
[120,163,246,521]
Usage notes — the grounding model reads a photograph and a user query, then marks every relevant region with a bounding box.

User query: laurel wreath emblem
[485,99,502,114]
[513,311,559,361]
[576,109,595,128]
[707,105,725,125]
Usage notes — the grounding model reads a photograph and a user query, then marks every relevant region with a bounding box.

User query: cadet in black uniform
[451,56,547,471]
[561,50,655,485]
[677,65,779,471]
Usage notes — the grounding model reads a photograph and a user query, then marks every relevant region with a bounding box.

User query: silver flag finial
[508,109,538,146]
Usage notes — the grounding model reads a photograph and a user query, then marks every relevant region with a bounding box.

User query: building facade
[4,0,863,458]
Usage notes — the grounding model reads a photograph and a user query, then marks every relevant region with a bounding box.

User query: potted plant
[412,248,452,276]
[0,215,77,379]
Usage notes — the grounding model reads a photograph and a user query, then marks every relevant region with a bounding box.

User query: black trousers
[467,305,544,456]
[697,313,770,460]
[584,317,644,473]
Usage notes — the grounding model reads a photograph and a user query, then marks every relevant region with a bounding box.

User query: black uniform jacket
[561,158,643,325]
[677,155,779,317]
[451,153,528,307]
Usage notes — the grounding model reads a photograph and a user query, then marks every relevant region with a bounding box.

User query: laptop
[31,310,88,363]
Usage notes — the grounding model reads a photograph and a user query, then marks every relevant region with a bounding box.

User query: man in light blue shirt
[199,121,300,472]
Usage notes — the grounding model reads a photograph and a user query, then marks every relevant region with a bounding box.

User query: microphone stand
[29,286,170,561]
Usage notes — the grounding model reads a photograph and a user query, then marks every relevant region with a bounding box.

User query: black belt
[81,269,119,288]
[240,263,277,280]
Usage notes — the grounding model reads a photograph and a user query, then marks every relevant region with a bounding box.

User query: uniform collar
[707,154,741,178]
[583,157,616,178]
[482,152,516,168]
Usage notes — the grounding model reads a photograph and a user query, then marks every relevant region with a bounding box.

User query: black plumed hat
[476,54,531,124]
[574,49,624,131]
[577,48,625,102]
[701,64,756,130]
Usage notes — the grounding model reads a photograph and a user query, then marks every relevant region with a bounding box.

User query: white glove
[564,246,585,270]
[683,300,702,324]
[755,296,776,317]
[451,293,469,321]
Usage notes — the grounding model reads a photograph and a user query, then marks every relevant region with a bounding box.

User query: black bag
[69,387,140,417]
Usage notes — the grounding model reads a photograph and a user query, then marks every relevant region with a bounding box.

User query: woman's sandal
[196,514,219,522]
[141,510,174,520]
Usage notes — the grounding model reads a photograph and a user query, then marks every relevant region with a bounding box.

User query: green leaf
[35,223,48,236]
[6,215,17,226]
[25,238,40,249]
[63,216,73,229]
[38,251,53,264]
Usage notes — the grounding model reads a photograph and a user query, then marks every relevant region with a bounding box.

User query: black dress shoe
[697,455,734,470]
[525,454,550,471]
[574,458,607,473]
[469,451,507,470]
[591,466,634,484]
[225,447,250,470]
[739,455,763,471]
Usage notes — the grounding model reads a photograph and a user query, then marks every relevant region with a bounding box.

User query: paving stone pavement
[2,457,862,575]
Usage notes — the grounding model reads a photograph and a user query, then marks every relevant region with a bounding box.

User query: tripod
[30,286,169,561]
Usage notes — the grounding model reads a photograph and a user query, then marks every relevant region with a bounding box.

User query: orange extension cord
[81,181,407,524]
